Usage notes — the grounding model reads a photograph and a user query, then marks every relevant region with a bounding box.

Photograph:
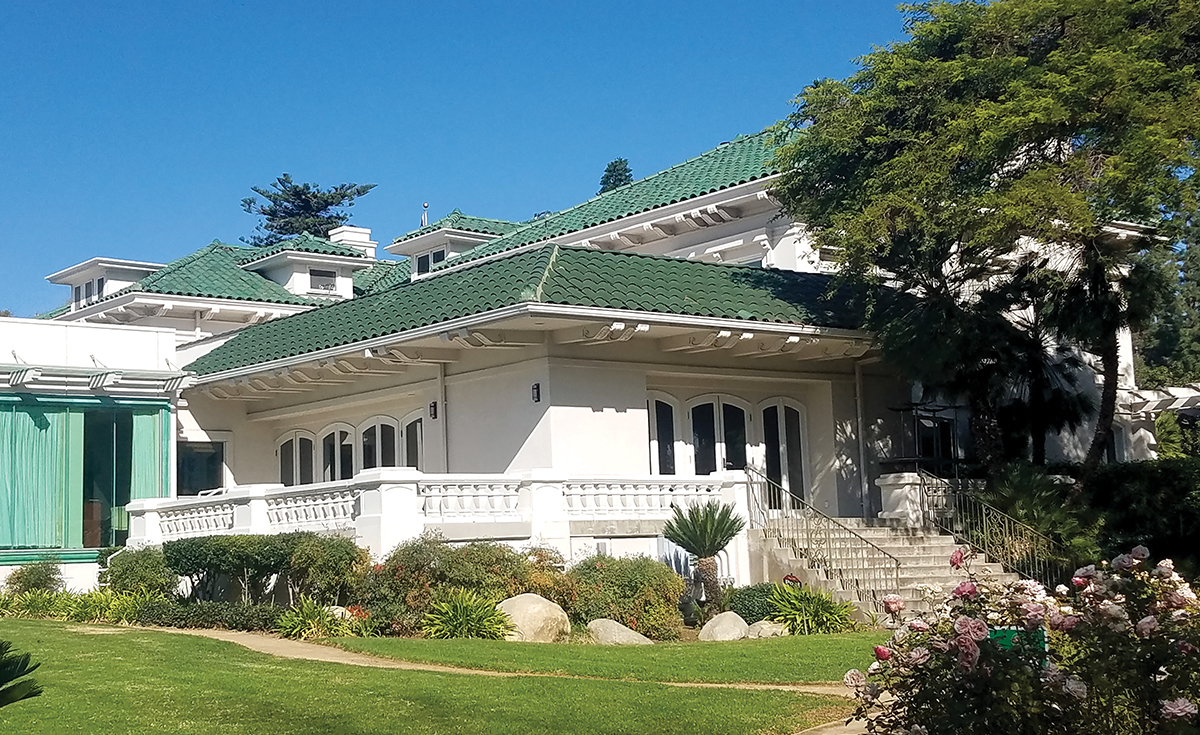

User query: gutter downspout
[438,363,449,472]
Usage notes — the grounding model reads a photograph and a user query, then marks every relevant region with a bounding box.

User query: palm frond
[661,501,746,558]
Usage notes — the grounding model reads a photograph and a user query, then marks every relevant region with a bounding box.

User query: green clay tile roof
[353,259,411,296]
[235,232,366,265]
[394,209,524,244]
[184,244,863,376]
[103,242,316,306]
[434,131,781,270]
[35,304,70,319]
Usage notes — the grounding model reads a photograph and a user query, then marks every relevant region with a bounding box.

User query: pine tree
[241,175,376,247]
[598,159,633,194]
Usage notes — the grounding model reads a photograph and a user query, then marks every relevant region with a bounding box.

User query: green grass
[334,631,886,684]
[0,620,850,735]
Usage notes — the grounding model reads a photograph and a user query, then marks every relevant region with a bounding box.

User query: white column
[354,467,424,560]
[716,470,753,586]
[126,498,163,547]
[523,470,570,558]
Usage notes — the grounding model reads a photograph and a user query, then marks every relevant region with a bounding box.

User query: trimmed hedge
[100,547,178,596]
[568,555,685,641]
[726,583,776,625]
[137,599,284,631]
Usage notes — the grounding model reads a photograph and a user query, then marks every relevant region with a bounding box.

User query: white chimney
[327,225,377,259]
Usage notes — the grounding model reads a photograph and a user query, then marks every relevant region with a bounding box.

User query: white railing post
[524,470,570,559]
[715,470,753,586]
[355,467,424,560]
[230,486,270,535]
[126,498,163,547]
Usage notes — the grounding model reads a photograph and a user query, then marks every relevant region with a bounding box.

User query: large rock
[699,611,749,641]
[497,593,570,643]
[587,618,654,645]
[746,620,790,639]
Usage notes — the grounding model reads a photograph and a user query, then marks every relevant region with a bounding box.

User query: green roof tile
[435,131,781,269]
[104,242,316,306]
[352,259,411,296]
[235,232,366,265]
[185,244,862,376]
[394,209,523,244]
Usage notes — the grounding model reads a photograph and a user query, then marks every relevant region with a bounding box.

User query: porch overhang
[0,363,193,398]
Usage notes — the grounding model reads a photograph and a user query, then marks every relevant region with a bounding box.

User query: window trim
[308,268,338,294]
[647,391,683,475]
[356,415,400,470]
[756,397,811,505]
[318,422,356,482]
[399,409,425,470]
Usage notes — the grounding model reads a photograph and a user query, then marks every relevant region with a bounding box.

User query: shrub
[421,589,514,640]
[100,547,178,596]
[287,534,369,605]
[136,599,283,631]
[980,462,1100,561]
[68,589,116,623]
[357,532,449,635]
[106,590,165,624]
[439,542,530,602]
[767,584,855,635]
[1086,458,1200,577]
[845,546,1200,735]
[727,583,776,625]
[10,590,62,619]
[568,555,685,641]
[275,596,351,640]
[4,560,63,595]
[523,546,577,612]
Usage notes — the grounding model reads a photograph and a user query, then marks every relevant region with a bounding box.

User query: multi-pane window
[322,427,354,481]
[278,432,315,487]
[309,269,337,293]
[762,402,806,509]
[415,249,446,275]
[689,398,748,475]
[361,419,398,470]
[178,441,225,496]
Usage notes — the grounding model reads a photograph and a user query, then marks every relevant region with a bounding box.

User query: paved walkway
[166,628,867,733]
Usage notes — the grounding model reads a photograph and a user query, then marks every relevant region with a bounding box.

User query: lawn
[334,631,886,684]
[0,620,851,735]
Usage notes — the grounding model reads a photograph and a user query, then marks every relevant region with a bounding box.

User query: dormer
[237,231,374,300]
[46,257,166,312]
[387,209,521,278]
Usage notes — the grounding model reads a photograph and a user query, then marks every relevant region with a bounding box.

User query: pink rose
[907,647,930,666]
[843,669,866,690]
[954,616,989,642]
[1020,603,1045,630]
[1136,615,1158,638]
[1162,698,1198,720]
[952,580,978,599]
[1155,560,1176,578]
[1165,590,1190,609]
[873,645,892,661]
[1176,639,1198,655]
[950,548,965,569]
[1131,545,1150,561]
[1072,576,1088,587]
[882,594,906,615]
[1063,677,1087,700]
[1111,554,1135,572]
[1047,610,1081,632]
[954,635,980,669]
[929,637,950,652]
[1073,565,1103,582]
[908,619,931,632]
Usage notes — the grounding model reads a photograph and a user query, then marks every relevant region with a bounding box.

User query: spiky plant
[0,641,41,708]
[661,501,746,608]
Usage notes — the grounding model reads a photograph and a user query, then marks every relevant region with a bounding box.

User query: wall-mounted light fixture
[531,383,541,403]
[428,401,438,419]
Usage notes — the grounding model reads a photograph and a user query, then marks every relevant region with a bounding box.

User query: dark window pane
[280,439,295,486]
[405,419,422,469]
[763,406,782,508]
[431,249,446,264]
[416,254,431,274]
[309,269,337,292]
[723,403,747,470]
[338,431,353,480]
[654,401,675,475]
[322,432,336,481]
[362,426,377,470]
[96,277,105,298]
[178,441,224,496]
[380,423,397,467]
[298,438,314,484]
[785,407,805,503]
[692,403,716,475]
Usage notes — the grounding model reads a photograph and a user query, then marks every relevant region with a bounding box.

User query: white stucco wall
[0,317,176,371]
[446,359,552,472]
[545,361,650,474]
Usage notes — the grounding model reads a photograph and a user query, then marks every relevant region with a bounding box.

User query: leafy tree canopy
[598,158,633,194]
[772,0,1200,478]
[241,174,376,247]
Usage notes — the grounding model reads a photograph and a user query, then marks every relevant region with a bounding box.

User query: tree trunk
[1078,330,1121,492]
[968,392,1004,470]
[696,555,721,609]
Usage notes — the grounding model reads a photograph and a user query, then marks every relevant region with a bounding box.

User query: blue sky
[1,1,908,316]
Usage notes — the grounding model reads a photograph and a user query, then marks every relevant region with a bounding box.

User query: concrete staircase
[752,518,1019,616]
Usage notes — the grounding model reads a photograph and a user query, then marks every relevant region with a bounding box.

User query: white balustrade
[160,501,236,540]
[562,479,724,518]
[266,487,359,532]
[418,479,521,519]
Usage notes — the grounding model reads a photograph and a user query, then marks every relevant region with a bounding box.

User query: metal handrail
[745,467,902,612]
[916,470,1075,587]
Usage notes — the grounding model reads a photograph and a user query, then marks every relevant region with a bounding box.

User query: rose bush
[843,546,1200,734]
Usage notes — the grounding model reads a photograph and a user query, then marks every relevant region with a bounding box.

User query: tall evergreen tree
[598,158,633,194]
[241,174,376,247]
[771,0,1198,483]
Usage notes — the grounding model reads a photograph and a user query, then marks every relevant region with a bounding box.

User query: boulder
[497,593,570,643]
[587,618,654,645]
[746,620,790,639]
[699,611,749,641]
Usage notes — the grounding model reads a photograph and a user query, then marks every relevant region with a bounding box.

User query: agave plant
[0,641,41,708]
[661,500,746,609]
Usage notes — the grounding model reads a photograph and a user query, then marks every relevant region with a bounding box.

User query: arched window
[647,392,682,475]
[686,395,752,475]
[358,416,399,470]
[319,423,355,482]
[400,410,424,470]
[276,430,315,487]
[759,398,808,508]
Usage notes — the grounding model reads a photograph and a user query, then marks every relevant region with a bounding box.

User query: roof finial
[421,202,428,228]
